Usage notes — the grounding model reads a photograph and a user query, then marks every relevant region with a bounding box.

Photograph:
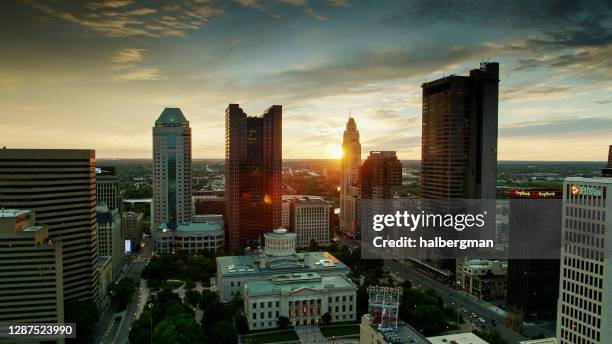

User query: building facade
[556,177,612,344]
[421,62,499,199]
[96,205,123,280]
[216,228,351,302]
[456,258,507,300]
[225,104,282,249]
[96,166,120,211]
[243,272,356,330]
[153,107,192,230]
[284,195,332,248]
[0,209,63,323]
[122,211,144,251]
[360,151,402,200]
[0,149,99,305]
[340,117,361,235]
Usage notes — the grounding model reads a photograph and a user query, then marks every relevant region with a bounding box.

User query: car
[478,317,486,324]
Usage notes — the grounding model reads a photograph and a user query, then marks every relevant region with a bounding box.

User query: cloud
[500,117,612,138]
[115,68,168,81]
[278,0,307,6]
[24,0,224,37]
[112,48,146,63]
[501,84,577,102]
[327,0,351,7]
[303,8,327,21]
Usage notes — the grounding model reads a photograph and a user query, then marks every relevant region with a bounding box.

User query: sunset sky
[1,0,611,160]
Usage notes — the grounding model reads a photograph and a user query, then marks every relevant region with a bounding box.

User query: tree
[199,289,219,310]
[226,294,244,315]
[208,321,237,344]
[201,300,228,330]
[321,312,332,325]
[65,301,99,344]
[129,311,153,344]
[185,289,202,307]
[154,314,207,344]
[235,314,249,333]
[109,277,137,311]
[278,315,290,329]
[474,329,509,344]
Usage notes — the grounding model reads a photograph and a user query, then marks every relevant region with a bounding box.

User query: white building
[359,314,429,344]
[96,205,123,281]
[243,272,356,329]
[152,107,192,230]
[556,177,612,344]
[428,333,490,344]
[456,258,507,300]
[152,217,224,254]
[283,195,332,247]
[216,228,352,302]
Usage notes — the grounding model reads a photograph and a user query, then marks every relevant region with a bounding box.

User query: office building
[556,177,612,344]
[428,333,489,344]
[152,215,224,254]
[193,192,225,216]
[421,62,499,199]
[360,151,402,199]
[340,117,361,235]
[225,104,282,249]
[506,189,562,328]
[96,205,123,280]
[216,228,351,302]
[152,107,192,230]
[0,209,63,323]
[0,149,99,305]
[122,211,144,251]
[283,195,332,248]
[97,256,112,310]
[243,272,356,329]
[96,166,120,211]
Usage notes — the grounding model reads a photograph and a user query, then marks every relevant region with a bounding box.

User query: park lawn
[320,325,360,337]
[244,330,299,344]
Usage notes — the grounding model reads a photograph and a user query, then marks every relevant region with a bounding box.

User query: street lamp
[148,303,153,344]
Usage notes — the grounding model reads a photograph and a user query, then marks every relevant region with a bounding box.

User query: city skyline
[1,1,612,160]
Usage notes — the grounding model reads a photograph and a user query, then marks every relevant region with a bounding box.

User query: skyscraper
[340,117,361,235]
[96,166,120,211]
[225,104,282,250]
[0,149,99,305]
[421,62,499,199]
[556,176,611,344]
[152,108,192,230]
[360,151,402,200]
[96,205,123,280]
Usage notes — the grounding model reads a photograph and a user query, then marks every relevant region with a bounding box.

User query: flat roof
[217,251,349,276]
[176,221,223,233]
[245,274,354,294]
[428,333,489,344]
[565,177,612,184]
[0,209,31,218]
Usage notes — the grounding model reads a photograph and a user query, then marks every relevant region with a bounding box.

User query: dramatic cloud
[112,48,146,63]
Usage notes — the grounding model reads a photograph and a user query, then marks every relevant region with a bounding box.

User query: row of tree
[141,251,217,283]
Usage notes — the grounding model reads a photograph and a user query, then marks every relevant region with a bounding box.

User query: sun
[329,146,343,159]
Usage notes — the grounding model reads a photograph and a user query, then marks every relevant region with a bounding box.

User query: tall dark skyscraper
[421,62,499,199]
[225,104,282,250]
[360,151,402,199]
[0,149,99,305]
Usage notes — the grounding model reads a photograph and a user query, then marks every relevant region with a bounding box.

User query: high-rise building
[556,177,612,344]
[0,209,63,323]
[360,151,402,199]
[122,211,144,251]
[152,108,193,230]
[225,104,282,249]
[96,205,123,280]
[421,62,499,199]
[340,117,361,235]
[0,149,99,305]
[284,195,333,248]
[96,166,120,211]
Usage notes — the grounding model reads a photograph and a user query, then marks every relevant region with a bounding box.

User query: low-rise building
[428,333,490,344]
[217,228,351,302]
[97,256,112,310]
[0,209,64,323]
[152,216,224,254]
[456,258,507,300]
[242,272,356,329]
[359,314,429,344]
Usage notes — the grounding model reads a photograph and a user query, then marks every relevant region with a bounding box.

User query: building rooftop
[176,221,223,233]
[427,333,490,344]
[217,251,349,276]
[155,107,189,126]
[244,273,354,294]
[0,208,31,218]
